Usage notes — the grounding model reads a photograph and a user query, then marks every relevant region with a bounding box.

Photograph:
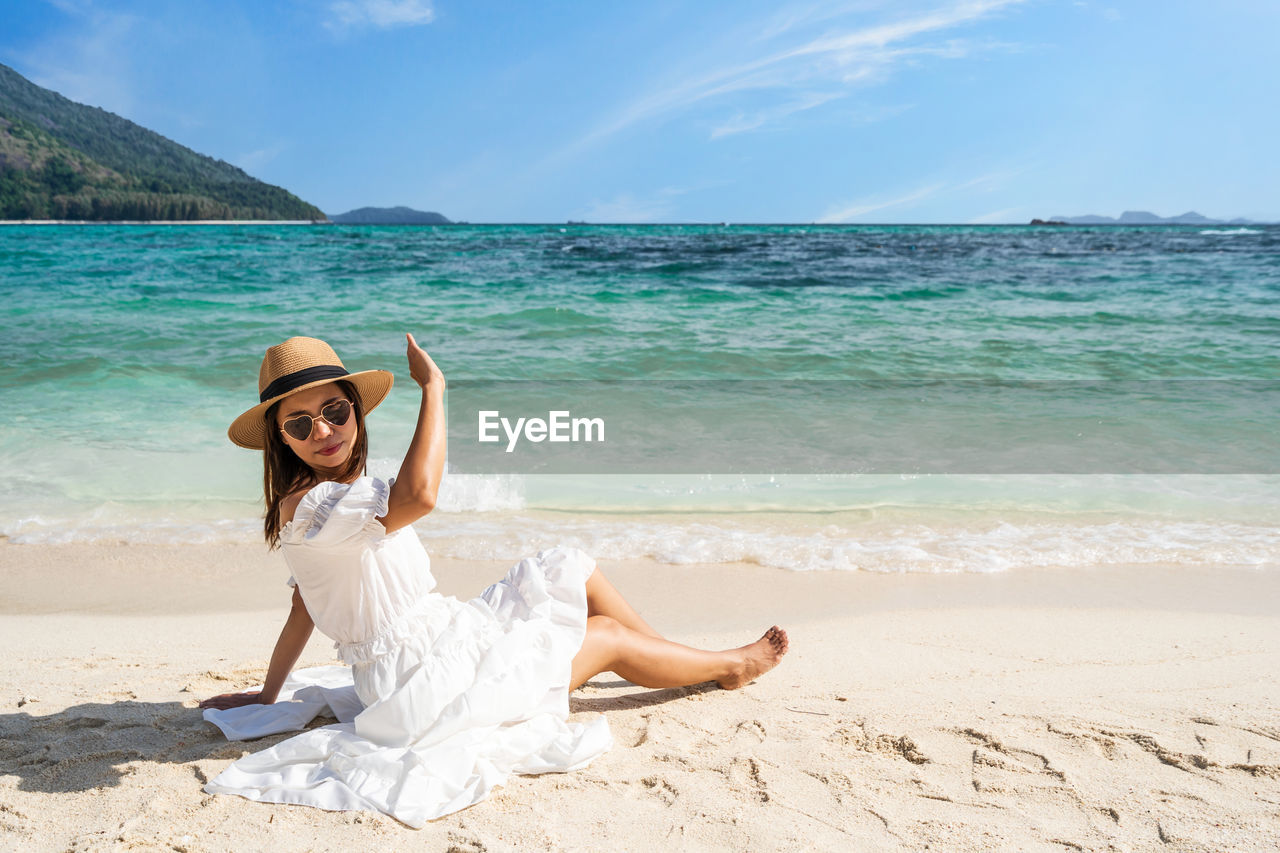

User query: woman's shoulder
[280,477,392,544]
[278,487,311,529]
[278,479,336,530]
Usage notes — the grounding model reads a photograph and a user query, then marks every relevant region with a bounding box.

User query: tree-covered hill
[0,63,324,221]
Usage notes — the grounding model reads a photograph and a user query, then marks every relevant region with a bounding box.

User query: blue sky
[4,0,1278,222]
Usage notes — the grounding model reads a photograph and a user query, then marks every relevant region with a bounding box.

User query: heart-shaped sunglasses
[279,399,353,442]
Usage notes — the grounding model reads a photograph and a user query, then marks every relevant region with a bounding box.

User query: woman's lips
[318,442,343,457]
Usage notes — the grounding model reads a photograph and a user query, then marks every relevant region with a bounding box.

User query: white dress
[202,477,612,827]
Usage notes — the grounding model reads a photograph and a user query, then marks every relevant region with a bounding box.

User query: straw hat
[228,337,394,449]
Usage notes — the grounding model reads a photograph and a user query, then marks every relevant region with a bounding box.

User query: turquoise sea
[1,223,1277,572]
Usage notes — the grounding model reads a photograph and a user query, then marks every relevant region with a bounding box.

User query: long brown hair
[262,379,369,548]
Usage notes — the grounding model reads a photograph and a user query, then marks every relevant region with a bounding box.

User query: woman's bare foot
[717,626,789,690]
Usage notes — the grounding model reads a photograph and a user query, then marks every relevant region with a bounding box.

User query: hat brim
[227,369,394,450]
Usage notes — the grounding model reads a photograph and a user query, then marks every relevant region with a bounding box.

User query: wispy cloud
[710,91,844,139]
[325,0,435,33]
[235,143,289,176]
[41,0,91,15]
[953,166,1028,192]
[579,192,676,224]
[1072,2,1122,23]
[563,0,1024,154]
[749,1,887,46]
[968,206,1024,223]
[713,98,914,140]
[817,183,946,223]
[819,163,1031,222]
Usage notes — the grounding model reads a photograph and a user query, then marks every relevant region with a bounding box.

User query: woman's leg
[584,565,664,639]
[570,615,788,691]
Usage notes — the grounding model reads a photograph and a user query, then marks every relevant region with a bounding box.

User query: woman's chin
[309,448,352,474]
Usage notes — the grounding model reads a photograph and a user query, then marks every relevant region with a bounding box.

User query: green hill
[0,63,324,221]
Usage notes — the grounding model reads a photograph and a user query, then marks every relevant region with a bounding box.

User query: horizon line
[4,220,1276,227]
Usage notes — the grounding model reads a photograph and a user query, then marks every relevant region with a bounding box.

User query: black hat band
[259,365,350,403]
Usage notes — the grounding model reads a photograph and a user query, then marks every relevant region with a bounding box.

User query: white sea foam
[366,458,528,511]
[4,510,1276,572]
[4,469,1276,573]
[1199,228,1262,235]
[412,515,1280,573]
[2,514,261,545]
[435,474,527,512]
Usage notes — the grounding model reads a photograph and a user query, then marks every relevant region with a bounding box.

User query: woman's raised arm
[380,333,446,533]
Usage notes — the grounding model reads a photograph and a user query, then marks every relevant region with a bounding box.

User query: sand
[1,541,1278,851]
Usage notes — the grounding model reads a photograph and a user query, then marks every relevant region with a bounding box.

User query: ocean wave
[367,459,527,512]
[1199,228,1261,235]
[2,514,261,545]
[414,516,1280,573]
[6,511,1275,573]
[436,474,527,512]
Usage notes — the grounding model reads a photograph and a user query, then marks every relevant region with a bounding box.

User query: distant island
[328,206,451,225]
[1032,210,1266,226]
[0,63,323,221]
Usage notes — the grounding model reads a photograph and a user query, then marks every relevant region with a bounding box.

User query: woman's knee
[579,615,623,666]
[588,613,628,649]
[586,614,622,637]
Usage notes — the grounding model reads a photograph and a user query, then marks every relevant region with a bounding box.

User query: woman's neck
[306,464,364,486]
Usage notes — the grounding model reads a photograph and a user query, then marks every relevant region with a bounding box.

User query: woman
[199,334,788,826]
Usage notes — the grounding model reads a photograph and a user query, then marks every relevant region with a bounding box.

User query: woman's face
[275,382,358,474]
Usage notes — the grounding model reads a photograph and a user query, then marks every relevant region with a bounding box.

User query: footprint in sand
[37,748,143,789]
[802,768,858,805]
[1046,721,1121,761]
[871,733,929,765]
[958,727,1067,795]
[62,716,110,731]
[828,718,929,765]
[1092,727,1213,773]
[641,775,678,806]
[733,719,767,743]
[198,665,266,686]
[629,713,652,748]
[445,830,487,853]
[0,802,30,836]
[728,756,770,803]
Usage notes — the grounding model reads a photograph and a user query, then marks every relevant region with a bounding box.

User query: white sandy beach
[1,542,1278,851]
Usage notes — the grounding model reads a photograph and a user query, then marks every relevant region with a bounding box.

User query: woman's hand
[406,333,444,390]
[198,690,264,711]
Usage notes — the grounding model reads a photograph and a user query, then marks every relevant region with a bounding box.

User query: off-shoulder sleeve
[280,477,391,548]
